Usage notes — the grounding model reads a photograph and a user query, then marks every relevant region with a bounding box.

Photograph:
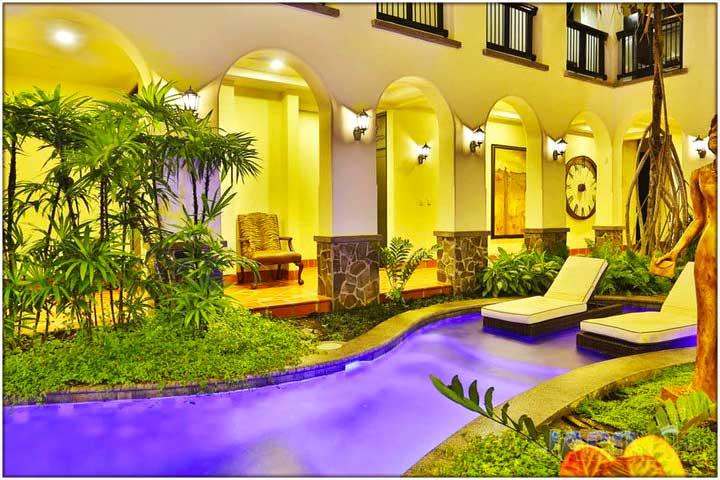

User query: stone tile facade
[434,231,490,293]
[314,235,381,310]
[593,225,624,248]
[524,227,570,256]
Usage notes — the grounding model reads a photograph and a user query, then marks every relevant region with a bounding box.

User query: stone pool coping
[404,347,696,476]
[6,294,666,406]
[6,297,509,406]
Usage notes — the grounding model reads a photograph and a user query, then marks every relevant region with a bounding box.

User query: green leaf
[484,386,495,416]
[469,380,479,406]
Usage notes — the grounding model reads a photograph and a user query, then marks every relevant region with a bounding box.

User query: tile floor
[226,266,451,317]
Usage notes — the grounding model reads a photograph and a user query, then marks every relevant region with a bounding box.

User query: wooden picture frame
[491,144,527,238]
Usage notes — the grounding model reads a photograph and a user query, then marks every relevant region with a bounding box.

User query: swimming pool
[3,313,609,476]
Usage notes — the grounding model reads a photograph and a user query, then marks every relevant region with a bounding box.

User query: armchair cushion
[251,250,302,265]
[237,213,282,254]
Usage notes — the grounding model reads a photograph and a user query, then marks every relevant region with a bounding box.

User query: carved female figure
[657,115,717,400]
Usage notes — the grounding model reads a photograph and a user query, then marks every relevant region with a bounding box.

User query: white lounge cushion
[544,256,608,304]
[580,262,697,345]
[580,311,696,344]
[660,262,697,319]
[481,296,586,324]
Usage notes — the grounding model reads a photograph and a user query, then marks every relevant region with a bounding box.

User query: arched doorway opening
[374,77,455,250]
[216,50,331,282]
[3,6,150,245]
[484,97,543,256]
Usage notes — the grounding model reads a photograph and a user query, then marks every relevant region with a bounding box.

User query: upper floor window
[566,4,608,79]
[617,4,683,81]
[486,3,538,61]
[376,3,448,38]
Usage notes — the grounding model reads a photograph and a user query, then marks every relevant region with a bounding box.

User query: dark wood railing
[617,12,683,80]
[486,3,538,61]
[376,3,447,37]
[567,21,608,79]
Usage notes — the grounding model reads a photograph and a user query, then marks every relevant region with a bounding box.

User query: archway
[4,6,151,95]
[3,6,151,245]
[374,77,455,250]
[483,97,544,256]
[216,50,332,281]
[563,111,613,252]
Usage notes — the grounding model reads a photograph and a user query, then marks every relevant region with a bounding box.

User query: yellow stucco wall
[218,84,320,269]
[3,3,717,258]
[386,109,439,250]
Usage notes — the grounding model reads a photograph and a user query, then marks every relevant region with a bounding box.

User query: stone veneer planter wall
[524,227,570,256]
[314,234,381,310]
[434,231,490,293]
[593,225,625,248]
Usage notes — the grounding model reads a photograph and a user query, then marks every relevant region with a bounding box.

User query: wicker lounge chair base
[483,303,623,338]
[576,331,695,357]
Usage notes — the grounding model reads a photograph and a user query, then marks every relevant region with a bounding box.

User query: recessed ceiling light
[52,28,78,47]
[270,59,284,71]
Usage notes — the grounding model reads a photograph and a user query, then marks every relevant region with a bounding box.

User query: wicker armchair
[236,212,303,289]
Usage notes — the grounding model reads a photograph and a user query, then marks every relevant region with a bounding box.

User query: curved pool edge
[5,297,513,407]
[404,346,697,477]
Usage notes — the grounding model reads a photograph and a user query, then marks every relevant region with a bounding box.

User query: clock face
[565,156,597,220]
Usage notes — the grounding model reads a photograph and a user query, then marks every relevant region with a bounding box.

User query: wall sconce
[469,126,485,154]
[417,143,431,164]
[182,86,200,112]
[552,138,567,161]
[353,110,370,141]
[692,136,707,158]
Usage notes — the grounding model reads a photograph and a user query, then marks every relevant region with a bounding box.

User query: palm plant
[3,81,261,339]
[2,92,34,261]
[378,237,437,304]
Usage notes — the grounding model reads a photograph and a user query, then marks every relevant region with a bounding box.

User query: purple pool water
[3,313,612,476]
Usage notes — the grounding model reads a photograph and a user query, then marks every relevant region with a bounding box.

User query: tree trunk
[5,142,18,258]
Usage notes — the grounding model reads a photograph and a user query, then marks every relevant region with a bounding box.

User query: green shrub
[586,241,674,295]
[438,431,560,477]
[476,247,562,297]
[3,307,314,403]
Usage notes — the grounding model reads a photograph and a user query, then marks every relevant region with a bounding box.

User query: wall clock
[565,155,597,220]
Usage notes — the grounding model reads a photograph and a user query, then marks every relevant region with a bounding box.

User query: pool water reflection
[4,313,611,476]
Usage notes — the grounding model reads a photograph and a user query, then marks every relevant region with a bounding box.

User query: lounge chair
[577,262,696,357]
[482,256,621,337]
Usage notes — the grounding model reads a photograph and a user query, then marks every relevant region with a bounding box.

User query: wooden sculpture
[657,115,717,401]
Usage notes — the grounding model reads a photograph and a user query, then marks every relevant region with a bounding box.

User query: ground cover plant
[574,363,717,477]
[3,305,315,404]
[309,292,484,342]
[429,364,716,477]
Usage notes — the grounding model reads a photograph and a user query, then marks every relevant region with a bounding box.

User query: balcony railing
[486,3,538,61]
[617,12,683,80]
[376,3,447,37]
[567,21,608,80]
